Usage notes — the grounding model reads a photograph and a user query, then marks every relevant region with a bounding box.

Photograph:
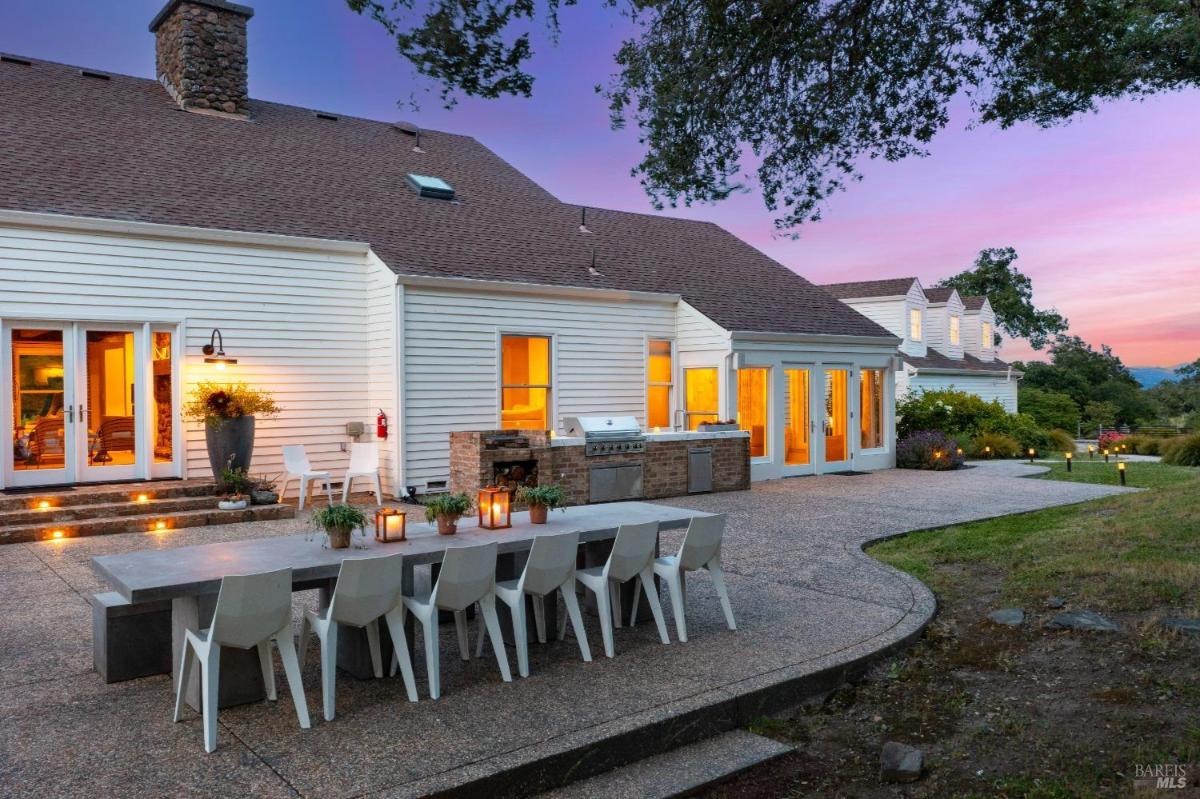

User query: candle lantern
[478,486,512,530]
[374,507,407,542]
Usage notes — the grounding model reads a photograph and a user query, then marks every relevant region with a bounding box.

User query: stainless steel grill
[562,415,646,456]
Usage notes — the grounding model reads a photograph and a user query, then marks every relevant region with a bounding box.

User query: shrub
[1138,437,1164,456]
[1098,430,1125,450]
[312,503,367,533]
[1047,429,1077,456]
[970,431,1022,458]
[896,431,966,470]
[219,465,253,495]
[897,389,1008,441]
[1019,387,1081,432]
[1162,434,1200,467]
[981,413,1052,453]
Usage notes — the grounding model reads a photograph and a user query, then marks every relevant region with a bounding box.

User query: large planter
[326,525,353,550]
[206,416,255,480]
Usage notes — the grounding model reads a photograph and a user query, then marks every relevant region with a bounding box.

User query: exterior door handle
[66,406,74,424]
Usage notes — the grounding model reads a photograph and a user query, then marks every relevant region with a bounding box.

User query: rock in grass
[1046,596,1066,609]
[1161,618,1200,635]
[1047,610,1119,632]
[987,608,1024,627]
[880,741,923,783]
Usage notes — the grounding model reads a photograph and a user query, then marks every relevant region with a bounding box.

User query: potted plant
[516,484,566,524]
[698,419,741,432]
[217,463,254,509]
[218,493,248,511]
[312,503,367,549]
[249,474,280,506]
[423,492,473,535]
[184,381,280,481]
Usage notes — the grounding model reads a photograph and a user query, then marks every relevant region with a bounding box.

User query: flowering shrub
[896,431,966,470]
[183,382,280,428]
[1098,431,1125,450]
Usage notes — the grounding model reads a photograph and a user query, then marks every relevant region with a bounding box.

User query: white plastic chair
[473,531,590,677]
[280,444,333,510]
[298,553,418,721]
[631,514,736,642]
[566,521,670,658]
[173,568,310,753]
[342,442,383,505]
[395,542,511,699]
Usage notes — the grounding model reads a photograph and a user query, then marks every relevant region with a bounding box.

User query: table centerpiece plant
[515,484,566,524]
[311,503,367,549]
[423,492,473,535]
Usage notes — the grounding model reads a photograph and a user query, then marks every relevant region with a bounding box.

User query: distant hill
[1130,366,1181,388]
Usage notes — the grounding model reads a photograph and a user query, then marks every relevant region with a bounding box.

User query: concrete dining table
[91,500,711,709]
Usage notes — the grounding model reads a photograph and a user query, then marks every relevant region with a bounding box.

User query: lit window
[949,316,960,346]
[909,308,922,341]
[737,368,769,458]
[684,368,719,430]
[982,322,993,348]
[500,335,551,429]
[860,369,885,449]
[646,339,673,429]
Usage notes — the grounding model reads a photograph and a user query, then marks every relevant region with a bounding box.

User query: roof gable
[822,277,920,300]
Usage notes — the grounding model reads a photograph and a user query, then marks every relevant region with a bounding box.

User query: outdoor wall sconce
[375,508,407,542]
[202,328,237,369]
[1065,452,1073,472]
[478,486,511,530]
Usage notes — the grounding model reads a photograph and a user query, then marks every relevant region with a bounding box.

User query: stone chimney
[149,0,254,118]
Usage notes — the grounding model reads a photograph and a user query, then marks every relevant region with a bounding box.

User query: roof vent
[394,121,424,152]
[80,69,111,80]
[315,112,339,121]
[1,55,32,66]
[578,206,592,234]
[587,246,604,277]
[406,173,455,201]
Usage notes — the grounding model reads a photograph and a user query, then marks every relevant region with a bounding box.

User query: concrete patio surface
[0,463,1131,798]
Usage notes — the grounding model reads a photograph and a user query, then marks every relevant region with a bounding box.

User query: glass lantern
[374,508,407,542]
[478,486,512,530]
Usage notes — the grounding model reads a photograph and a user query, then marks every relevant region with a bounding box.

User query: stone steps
[0,494,225,526]
[1,503,295,544]
[535,730,794,799]
[0,479,217,513]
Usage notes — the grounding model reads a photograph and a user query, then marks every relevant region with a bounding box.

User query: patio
[0,463,1131,798]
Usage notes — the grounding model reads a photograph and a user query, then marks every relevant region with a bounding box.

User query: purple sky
[5,0,1198,366]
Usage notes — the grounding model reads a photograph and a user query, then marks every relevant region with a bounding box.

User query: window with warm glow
[909,308,922,341]
[982,321,993,348]
[784,368,810,465]
[684,368,718,430]
[153,331,173,463]
[646,339,673,429]
[824,368,849,462]
[860,368,885,450]
[737,368,769,458]
[500,335,551,429]
[949,316,960,346]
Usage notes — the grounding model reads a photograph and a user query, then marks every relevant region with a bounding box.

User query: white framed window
[909,308,922,341]
[646,339,674,429]
[982,321,993,348]
[860,368,886,450]
[949,315,960,346]
[500,335,552,429]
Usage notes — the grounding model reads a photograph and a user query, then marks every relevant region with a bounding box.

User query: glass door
[821,367,852,472]
[7,324,75,487]
[782,366,814,475]
[76,325,143,483]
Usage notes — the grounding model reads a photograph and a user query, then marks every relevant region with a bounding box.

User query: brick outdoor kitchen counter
[451,429,751,506]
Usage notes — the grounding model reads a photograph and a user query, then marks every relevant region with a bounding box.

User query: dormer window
[949,316,960,346]
[982,322,993,348]
[909,309,922,341]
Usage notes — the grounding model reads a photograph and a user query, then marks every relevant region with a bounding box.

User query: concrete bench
[91,592,173,683]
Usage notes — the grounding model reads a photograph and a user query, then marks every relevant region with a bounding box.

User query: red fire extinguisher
[376,409,389,440]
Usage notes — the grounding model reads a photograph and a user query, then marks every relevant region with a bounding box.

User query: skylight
[406,173,456,201]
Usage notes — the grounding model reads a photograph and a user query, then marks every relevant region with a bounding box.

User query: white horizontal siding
[908,373,1019,413]
[0,223,382,486]
[964,304,997,362]
[675,301,730,354]
[402,285,676,488]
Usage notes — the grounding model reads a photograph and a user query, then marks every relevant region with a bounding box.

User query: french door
[781,365,815,476]
[3,320,178,487]
[820,366,853,473]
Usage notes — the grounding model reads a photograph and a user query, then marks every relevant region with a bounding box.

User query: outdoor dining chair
[473,531,591,677]
[565,521,670,658]
[281,444,333,510]
[172,567,310,753]
[393,542,511,699]
[299,553,418,721]
[630,514,737,642]
[342,442,383,505]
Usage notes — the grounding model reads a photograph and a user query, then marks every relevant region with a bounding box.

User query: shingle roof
[923,287,957,303]
[0,55,894,340]
[822,277,919,300]
[962,295,988,311]
[904,349,1018,375]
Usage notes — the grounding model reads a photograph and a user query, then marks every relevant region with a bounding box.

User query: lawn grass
[1033,454,1198,489]
[869,463,1200,612]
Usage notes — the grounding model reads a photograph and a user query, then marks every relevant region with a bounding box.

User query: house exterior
[823,278,1021,413]
[0,0,900,496]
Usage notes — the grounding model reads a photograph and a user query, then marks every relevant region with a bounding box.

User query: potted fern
[423,492,472,535]
[516,484,566,524]
[312,503,366,549]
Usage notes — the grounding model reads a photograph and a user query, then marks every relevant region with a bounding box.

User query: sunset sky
[5,0,1198,367]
